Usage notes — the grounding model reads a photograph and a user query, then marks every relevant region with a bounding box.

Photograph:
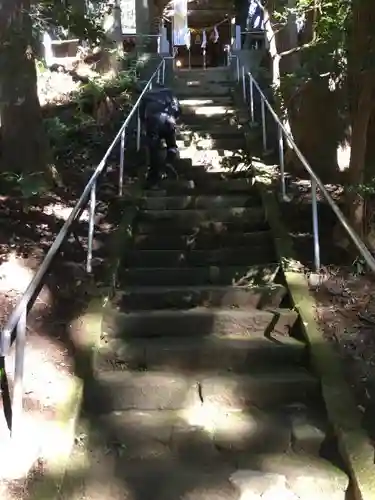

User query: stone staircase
[62,68,350,499]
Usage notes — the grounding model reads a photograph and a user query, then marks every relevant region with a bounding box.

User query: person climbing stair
[139,82,182,187]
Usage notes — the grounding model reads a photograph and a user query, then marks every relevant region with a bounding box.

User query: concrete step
[232,452,349,499]
[140,195,259,210]
[122,245,276,267]
[135,207,266,233]
[180,113,237,127]
[61,445,348,500]
[179,121,244,133]
[175,67,231,78]
[165,163,253,181]
[178,149,246,170]
[144,178,256,195]
[179,96,234,107]
[177,127,244,141]
[87,369,319,413]
[176,136,245,151]
[136,219,268,236]
[131,229,272,250]
[174,72,231,81]
[174,82,233,93]
[175,87,231,97]
[102,307,298,339]
[181,104,236,117]
[119,263,280,287]
[91,408,293,461]
[113,283,287,311]
[97,334,307,373]
[171,158,251,173]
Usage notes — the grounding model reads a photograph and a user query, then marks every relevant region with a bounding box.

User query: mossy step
[140,195,259,210]
[88,408,293,461]
[102,307,298,339]
[232,452,349,499]
[131,230,272,250]
[180,105,236,117]
[180,114,238,127]
[86,369,319,413]
[178,122,244,137]
[174,88,231,97]
[153,177,256,195]
[176,137,245,151]
[168,158,252,176]
[136,220,268,236]
[122,245,276,268]
[179,96,234,106]
[177,128,244,140]
[113,283,286,311]
[119,263,279,287]
[178,150,247,169]
[180,121,244,133]
[97,334,307,373]
[60,448,347,500]
[135,208,266,233]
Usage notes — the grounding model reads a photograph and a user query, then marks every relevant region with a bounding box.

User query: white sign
[173,0,189,46]
[121,0,136,34]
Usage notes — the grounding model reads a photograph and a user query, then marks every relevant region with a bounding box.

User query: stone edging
[257,178,375,500]
[27,377,83,499]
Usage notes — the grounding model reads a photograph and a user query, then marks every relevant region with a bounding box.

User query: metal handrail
[230,54,375,274]
[0,55,171,437]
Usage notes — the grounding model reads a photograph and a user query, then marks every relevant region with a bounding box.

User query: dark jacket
[139,87,181,123]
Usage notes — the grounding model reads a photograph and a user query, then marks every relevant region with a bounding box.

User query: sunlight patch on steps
[188,105,235,117]
[179,99,218,106]
[179,402,275,441]
[179,401,230,433]
[179,147,247,170]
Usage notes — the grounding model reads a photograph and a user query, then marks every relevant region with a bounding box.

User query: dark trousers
[144,113,178,185]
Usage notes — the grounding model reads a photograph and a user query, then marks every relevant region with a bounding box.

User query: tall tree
[345,0,375,238]
[0,0,49,176]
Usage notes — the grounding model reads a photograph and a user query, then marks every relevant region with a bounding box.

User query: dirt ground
[282,178,375,443]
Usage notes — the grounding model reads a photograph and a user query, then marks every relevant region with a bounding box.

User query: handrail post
[11,308,27,440]
[241,66,246,102]
[156,67,160,84]
[162,58,166,84]
[86,181,97,273]
[236,57,240,82]
[311,178,321,270]
[278,125,286,199]
[119,129,126,196]
[248,73,254,122]
[136,109,141,151]
[261,97,267,152]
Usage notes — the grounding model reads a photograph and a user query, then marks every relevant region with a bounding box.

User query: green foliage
[30,0,107,45]
[348,178,375,197]
[43,67,136,158]
[0,171,48,198]
[272,0,351,121]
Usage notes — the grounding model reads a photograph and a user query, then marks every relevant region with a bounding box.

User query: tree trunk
[345,0,375,240]
[346,79,373,238]
[0,0,49,176]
